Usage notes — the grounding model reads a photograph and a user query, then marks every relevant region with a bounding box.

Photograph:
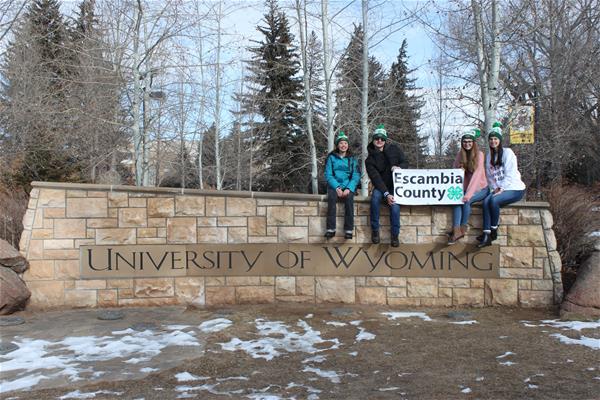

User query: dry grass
[0,185,28,249]
[544,182,600,291]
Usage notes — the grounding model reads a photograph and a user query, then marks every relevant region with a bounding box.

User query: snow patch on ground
[381,312,432,321]
[0,373,48,393]
[524,373,544,385]
[175,372,210,382]
[355,327,376,342]
[325,321,347,327]
[496,351,516,359]
[219,319,340,360]
[199,318,233,333]
[302,366,343,383]
[550,334,600,350]
[165,324,191,331]
[378,386,400,391]
[216,376,249,382]
[521,319,600,331]
[540,319,600,331]
[58,390,124,399]
[0,330,200,393]
[302,355,326,364]
[451,320,478,325]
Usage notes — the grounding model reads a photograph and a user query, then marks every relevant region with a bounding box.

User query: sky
[52,0,473,149]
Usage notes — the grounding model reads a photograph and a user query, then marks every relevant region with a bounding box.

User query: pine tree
[334,24,386,154]
[382,40,426,167]
[69,0,125,183]
[240,0,306,192]
[160,145,199,189]
[0,0,79,188]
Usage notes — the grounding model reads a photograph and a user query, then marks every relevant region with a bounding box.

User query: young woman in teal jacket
[324,132,361,239]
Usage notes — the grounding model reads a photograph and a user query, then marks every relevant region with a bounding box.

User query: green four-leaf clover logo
[447,186,463,200]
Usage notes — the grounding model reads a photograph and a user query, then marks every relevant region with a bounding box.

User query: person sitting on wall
[324,131,361,239]
[365,124,407,247]
[447,128,489,244]
[478,122,526,248]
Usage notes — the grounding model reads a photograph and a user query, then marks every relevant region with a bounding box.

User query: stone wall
[19,182,563,309]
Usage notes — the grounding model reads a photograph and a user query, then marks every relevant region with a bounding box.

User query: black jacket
[365,142,407,194]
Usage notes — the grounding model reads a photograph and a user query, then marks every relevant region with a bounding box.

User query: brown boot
[448,226,464,245]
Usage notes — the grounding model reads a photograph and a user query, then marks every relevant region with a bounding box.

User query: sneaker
[371,230,380,244]
[344,231,353,239]
[391,236,400,247]
[324,231,335,239]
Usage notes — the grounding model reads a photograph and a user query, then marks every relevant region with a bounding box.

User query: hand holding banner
[393,169,465,205]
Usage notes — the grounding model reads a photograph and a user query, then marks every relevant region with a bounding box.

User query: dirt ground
[1,304,599,400]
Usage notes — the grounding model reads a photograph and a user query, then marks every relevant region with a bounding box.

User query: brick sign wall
[19,182,563,309]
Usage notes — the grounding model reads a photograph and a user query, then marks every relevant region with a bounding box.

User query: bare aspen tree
[131,1,145,185]
[359,0,370,196]
[472,0,501,135]
[321,0,334,150]
[295,0,318,194]
[191,2,206,189]
[213,0,223,190]
[0,0,27,49]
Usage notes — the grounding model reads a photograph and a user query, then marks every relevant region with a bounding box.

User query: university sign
[81,243,499,279]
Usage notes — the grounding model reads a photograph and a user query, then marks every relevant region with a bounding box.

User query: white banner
[393,169,465,205]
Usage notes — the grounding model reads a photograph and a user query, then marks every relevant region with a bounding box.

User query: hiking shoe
[344,231,353,239]
[477,232,492,248]
[391,236,400,247]
[324,231,335,239]
[371,230,380,244]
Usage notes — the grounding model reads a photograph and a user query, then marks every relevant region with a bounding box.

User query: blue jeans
[452,188,489,227]
[482,189,525,230]
[370,189,400,236]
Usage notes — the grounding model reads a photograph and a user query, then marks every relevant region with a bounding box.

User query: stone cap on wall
[31,181,550,209]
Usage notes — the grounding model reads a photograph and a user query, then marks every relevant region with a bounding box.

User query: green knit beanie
[335,131,349,145]
[372,124,388,141]
[462,128,481,141]
[488,121,503,140]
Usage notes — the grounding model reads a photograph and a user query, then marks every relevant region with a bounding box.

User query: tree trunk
[321,0,334,151]
[132,0,144,186]
[472,0,501,134]
[360,0,369,196]
[214,0,222,190]
[296,0,318,194]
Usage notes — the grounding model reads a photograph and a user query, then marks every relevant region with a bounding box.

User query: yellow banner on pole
[509,105,535,144]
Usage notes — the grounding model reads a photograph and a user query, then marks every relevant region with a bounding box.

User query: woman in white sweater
[478,122,526,248]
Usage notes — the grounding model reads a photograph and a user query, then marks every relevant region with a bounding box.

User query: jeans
[326,187,354,232]
[482,189,525,230]
[452,188,489,227]
[370,188,401,236]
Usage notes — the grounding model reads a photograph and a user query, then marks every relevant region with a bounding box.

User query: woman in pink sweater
[448,128,489,244]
